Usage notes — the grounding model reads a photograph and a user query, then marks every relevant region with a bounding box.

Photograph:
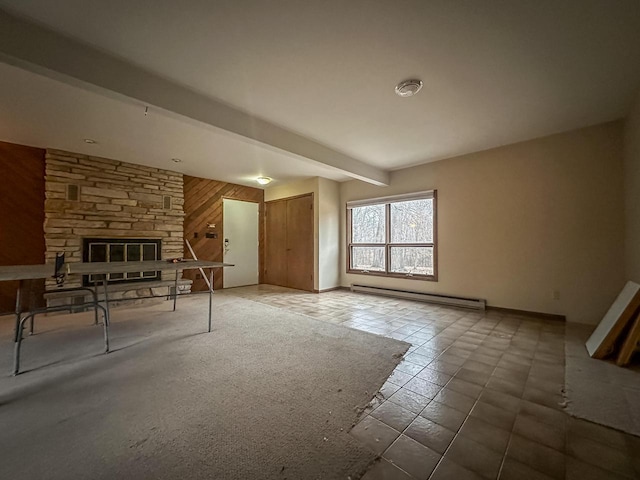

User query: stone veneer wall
[44,149,187,300]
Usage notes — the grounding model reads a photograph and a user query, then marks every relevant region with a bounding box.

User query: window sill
[346,270,438,282]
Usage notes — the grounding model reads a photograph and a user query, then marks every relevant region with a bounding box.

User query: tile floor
[231,285,640,480]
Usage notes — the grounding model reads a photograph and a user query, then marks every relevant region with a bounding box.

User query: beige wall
[341,122,626,324]
[625,90,640,283]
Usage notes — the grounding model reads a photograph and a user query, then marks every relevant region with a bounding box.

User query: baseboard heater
[350,284,486,310]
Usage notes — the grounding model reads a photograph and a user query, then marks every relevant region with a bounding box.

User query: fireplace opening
[82,238,162,286]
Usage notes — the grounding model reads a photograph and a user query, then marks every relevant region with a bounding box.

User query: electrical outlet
[552,290,560,300]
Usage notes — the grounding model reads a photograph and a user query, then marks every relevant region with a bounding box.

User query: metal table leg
[13,303,110,376]
[13,280,23,342]
[173,271,178,312]
[101,279,111,326]
[92,282,99,325]
[208,268,214,332]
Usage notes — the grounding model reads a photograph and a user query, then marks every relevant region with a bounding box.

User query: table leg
[102,279,110,326]
[97,303,110,354]
[13,280,23,342]
[13,313,32,375]
[173,271,178,312]
[92,282,99,325]
[208,268,214,333]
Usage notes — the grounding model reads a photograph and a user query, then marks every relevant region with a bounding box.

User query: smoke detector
[395,79,423,97]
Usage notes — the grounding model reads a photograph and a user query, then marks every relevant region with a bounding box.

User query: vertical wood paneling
[183,176,264,291]
[0,141,46,313]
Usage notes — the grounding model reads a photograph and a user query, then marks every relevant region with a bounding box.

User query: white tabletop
[0,260,233,281]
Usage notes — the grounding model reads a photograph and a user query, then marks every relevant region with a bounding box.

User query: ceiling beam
[0,9,389,186]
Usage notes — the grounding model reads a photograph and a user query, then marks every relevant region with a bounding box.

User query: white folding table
[1,260,232,375]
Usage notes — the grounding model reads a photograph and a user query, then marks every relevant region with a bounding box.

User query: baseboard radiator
[350,284,486,310]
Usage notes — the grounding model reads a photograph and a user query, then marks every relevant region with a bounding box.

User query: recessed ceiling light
[171,158,182,163]
[84,138,97,144]
[256,176,272,185]
[395,79,423,97]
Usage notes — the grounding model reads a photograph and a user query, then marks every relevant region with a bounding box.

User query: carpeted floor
[0,293,408,480]
[564,322,640,437]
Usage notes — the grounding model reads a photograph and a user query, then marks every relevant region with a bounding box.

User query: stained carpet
[0,293,408,479]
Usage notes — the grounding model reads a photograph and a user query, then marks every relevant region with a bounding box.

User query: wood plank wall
[183,176,264,291]
[0,141,46,313]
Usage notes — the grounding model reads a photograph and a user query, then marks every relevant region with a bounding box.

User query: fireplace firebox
[82,238,162,286]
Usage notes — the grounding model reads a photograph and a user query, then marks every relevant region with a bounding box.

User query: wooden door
[0,142,45,314]
[264,200,288,287]
[285,195,314,291]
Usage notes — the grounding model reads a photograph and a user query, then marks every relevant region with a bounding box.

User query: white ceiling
[0,63,349,186]
[0,0,640,182]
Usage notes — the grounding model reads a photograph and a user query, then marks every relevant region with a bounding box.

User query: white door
[223,199,259,288]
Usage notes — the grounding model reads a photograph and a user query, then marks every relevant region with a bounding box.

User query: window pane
[350,246,385,272]
[390,246,434,275]
[351,204,385,243]
[126,244,141,262]
[110,244,125,262]
[142,244,157,261]
[89,244,107,263]
[390,199,433,243]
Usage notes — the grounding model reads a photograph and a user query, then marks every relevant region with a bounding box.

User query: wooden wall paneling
[0,141,46,313]
[183,176,264,291]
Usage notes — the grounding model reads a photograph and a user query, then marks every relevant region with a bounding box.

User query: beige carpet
[0,293,408,480]
[564,323,640,436]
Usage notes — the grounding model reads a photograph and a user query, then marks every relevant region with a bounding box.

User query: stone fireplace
[43,149,191,306]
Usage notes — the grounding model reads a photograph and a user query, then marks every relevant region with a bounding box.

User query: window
[347,191,437,280]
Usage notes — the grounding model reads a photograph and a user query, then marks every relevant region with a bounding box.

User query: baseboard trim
[306,286,566,321]
[313,286,346,293]
[486,305,566,322]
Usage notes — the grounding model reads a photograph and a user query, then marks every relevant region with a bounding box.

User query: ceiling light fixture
[256,176,272,185]
[84,138,97,144]
[171,158,182,163]
[395,79,423,97]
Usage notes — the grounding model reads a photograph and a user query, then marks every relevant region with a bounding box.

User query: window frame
[346,191,437,281]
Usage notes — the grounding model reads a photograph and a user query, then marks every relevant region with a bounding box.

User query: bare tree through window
[347,193,436,279]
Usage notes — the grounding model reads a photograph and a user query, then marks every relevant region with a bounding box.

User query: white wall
[341,122,626,324]
[625,90,640,283]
